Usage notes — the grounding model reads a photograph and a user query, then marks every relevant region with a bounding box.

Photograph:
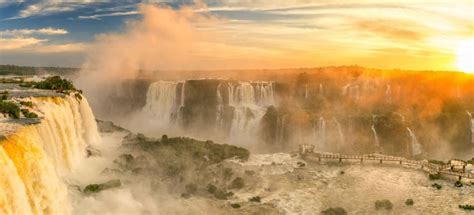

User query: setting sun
[456,39,474,73]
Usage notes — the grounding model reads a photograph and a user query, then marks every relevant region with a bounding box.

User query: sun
[455,38,474,73]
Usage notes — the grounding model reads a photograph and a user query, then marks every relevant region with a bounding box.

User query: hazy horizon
[1,1,473,72]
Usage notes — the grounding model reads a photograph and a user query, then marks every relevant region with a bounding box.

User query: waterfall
[319,84,323,96]
[1,95,100,215]
[176,81,186,124]
[371,125,380,148]
[371,115,380,148]
[333,118,345,148]
[216,83,224,129]
[318,117,326,149]
[275,115,286,144]
[227,82,275,145]
[406,127,422,156]
[342,83,360,100]
[31,96,101,171]
[144,81,180,124]
[385,84,392,102]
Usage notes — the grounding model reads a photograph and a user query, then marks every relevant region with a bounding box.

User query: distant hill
[0,65,79,76]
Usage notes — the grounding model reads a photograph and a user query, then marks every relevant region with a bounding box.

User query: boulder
[83,179,121,194]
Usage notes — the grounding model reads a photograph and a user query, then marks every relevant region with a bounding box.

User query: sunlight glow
[455,38,474,73]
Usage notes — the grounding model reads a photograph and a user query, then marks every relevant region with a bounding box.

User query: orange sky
[0,0,473,72]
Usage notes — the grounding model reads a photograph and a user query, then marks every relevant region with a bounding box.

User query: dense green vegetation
[0,90,38,118]
[124,134,250,163]
[21,109,38,118]
[459,204,474,210]
[0,64,77,76]
[0,101,20,118]
[107,131,251,201]
[30,76,76,92]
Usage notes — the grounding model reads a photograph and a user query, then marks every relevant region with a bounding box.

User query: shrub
[459,205,474,210]
[0,91,8,101]
[432,183,442,190]
[213,190,233,200]
[207,184,217,194]
[297,161,306,168]
[375,200,393,210]
[467,158,474,165]
[405,199,414,206]
[33,76,76,92]
[428,160,446,165]
[321,207,347,215]
[21,109,38,118]
[0,101,20,118]
[249,196,261,203]
[223,168,233,180]
[181,193,191,199]
[429,173,441,180]
[229,177,245,189]
[230,203,241,209]
[454,181,463,188]
[19,101,34,108]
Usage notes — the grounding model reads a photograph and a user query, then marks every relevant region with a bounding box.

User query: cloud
[354,19,428,41]
[78,10,139,20]
[0,28,69,36]
[32,43,87,53]
[7,0,110,19]
[0,37,47,50]
[0,38,86,53]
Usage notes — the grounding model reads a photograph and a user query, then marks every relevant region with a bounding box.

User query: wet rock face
[96,119,127,133]
[374,114,410,156]
[181,79,221,130]
[83,179,122,194]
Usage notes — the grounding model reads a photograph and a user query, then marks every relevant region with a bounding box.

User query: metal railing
[299,144,473,180]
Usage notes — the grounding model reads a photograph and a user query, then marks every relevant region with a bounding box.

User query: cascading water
[333,118,345,149]
[0,95,101,215]
[31,96,101,171]
[228,82,275,146]
[371,115,380,149]
[176,81,186,124]
[406,127,422,156]
[216,83,225,129]
[143,81,180,125]
[385,84,392,102]
[275,115,286,145]
[319,84,323,96]
[318,117,326,149]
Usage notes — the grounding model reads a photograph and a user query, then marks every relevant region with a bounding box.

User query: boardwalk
[299,144,474,181]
